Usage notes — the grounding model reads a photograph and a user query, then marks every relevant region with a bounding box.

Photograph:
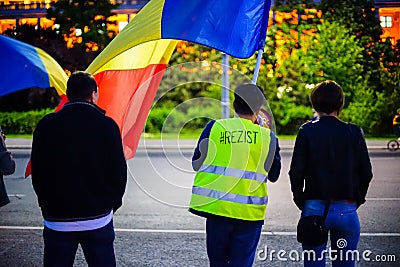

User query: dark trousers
[206,216,262,267]
[43,220,116,267]
[394,125,400,138]
[0,175,10,207]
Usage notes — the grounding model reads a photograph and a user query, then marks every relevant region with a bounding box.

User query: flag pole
[221,53,230,119]
[252,39,266,85]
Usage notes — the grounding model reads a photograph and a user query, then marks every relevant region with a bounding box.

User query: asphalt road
[1,148,399,267]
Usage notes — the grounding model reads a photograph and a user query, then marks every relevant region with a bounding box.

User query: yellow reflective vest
[393,114,400,126]
[189,118,273,221]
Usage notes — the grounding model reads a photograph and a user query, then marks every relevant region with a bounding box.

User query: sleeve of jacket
[192,120,215,171]
[0,136,15,176]
[31,116,50,207]
[355,126,373,207]
[266,133,281,183]
[288,127,307,210]
[107,120,127,213]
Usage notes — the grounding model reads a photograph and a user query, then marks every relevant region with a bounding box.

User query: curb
[6,145,390,151]
[4,138,393,152]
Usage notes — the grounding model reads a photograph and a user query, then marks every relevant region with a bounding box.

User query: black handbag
[296,201,330,246]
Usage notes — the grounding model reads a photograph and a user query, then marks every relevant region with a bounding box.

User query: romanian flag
[0,35,67,178]
[87,40,177,158]
[87,0,272,159]
[0,35,67,98]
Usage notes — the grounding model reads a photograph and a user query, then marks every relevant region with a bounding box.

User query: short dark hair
[310,80,344,114]
[233,84,266,115]
[66,71,98,102]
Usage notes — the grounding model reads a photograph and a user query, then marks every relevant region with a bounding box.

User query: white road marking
[7,194,25,199]
[366,197,400,201]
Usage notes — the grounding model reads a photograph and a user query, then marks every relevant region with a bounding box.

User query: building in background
[375,0,400,44]
[0,0,149,34]
[0,0,399,44]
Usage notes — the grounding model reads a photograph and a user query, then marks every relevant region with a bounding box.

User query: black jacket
[31,102,127,221]
[289,116,373,210]
[0,135,15,207]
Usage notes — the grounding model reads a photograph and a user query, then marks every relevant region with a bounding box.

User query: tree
[255,20,370,134]
[318,0,400,135]
[301,21,366,105]
[47,0,119,51]
[318,0,384,91]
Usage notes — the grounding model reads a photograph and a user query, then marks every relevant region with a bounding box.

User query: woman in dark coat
[289,80,373,267]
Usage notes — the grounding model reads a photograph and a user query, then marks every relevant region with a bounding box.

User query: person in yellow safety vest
[189,84,281,267]
[393,108,400,140]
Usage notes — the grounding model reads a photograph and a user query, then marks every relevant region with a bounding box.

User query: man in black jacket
[31,71,127,267]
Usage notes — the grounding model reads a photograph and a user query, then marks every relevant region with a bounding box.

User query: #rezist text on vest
[220,130,259,144]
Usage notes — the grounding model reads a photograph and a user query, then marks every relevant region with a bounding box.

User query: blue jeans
[206,216,263,267]
[301,200,360,267]
[43,220,116,267]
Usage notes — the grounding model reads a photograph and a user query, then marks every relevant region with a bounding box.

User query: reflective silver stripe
[199,164,267,183]
[192,186,268,205]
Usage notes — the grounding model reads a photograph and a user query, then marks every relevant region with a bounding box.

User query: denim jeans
[43,220,116,267]
[301,200,360,267]
[206,216,263,267]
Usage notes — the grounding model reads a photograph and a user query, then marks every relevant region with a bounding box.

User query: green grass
[276,135,296,140]
[365,136,395,140]
[6,134,32,139]
[142,130,203,140]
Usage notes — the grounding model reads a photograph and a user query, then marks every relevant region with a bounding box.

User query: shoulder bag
[296,201,330,246]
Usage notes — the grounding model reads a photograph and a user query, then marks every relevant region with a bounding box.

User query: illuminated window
[380,16,392,28]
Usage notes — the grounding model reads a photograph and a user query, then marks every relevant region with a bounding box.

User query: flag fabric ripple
[87,40,177,159]
[87,0,271,74]
[0,35,67,97]
[87,0,272,159]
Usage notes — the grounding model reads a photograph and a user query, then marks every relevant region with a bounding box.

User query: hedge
[0,109,53,135]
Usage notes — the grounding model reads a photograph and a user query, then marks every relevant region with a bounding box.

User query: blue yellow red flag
[0,35,67,97]
[87,0,272,159]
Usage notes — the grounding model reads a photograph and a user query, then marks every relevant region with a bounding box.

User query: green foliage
[162,43,218,106]
[47,0,119,50]
[367,67,400,136]
[115,2,400,137]
[0,109,53,135]
[144,106,170,133]
[257,20,366,133]
[318,0,384,90]
[272,90,314,134]
[145,102,220,134]
[301,21,365,105]
[340,68,399,137]
[341,89,382,134]
[4,1,398,138]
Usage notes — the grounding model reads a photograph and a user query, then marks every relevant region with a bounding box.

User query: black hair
[310,80,344,115]
[66,71,98,102]
[233,84,266,115]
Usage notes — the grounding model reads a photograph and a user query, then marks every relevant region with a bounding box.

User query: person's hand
[1,131,6,141]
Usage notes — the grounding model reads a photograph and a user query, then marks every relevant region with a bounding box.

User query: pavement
[4,137,393,151]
